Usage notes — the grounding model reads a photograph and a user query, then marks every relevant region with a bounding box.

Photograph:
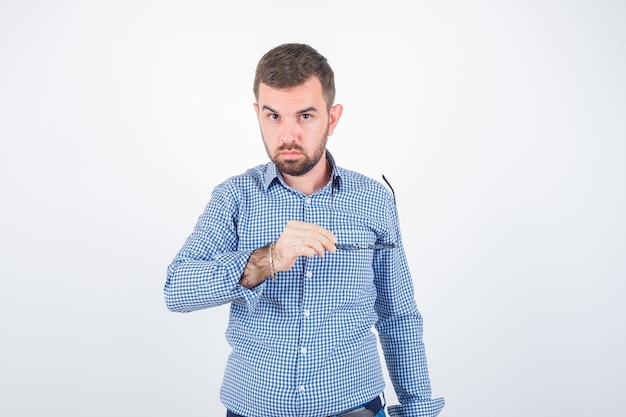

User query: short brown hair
[253,43,336,110]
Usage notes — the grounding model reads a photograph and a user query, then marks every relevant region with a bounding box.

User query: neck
[282,158,330,196]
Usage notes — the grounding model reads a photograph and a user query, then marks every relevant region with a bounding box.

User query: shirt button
[303,309,311,317]
[305,271,313,279]
[298,385,305,393]
[300,347,307,355]
[304,198,311,205]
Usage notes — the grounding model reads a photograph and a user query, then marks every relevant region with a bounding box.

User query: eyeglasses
[336,243,396,251]
[331,174,398,251]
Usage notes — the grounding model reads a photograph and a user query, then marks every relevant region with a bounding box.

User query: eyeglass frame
[332,174,398,251]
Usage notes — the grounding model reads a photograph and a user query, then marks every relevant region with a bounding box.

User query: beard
[267,134,328,177]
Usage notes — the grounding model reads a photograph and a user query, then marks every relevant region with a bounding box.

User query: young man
[165,43,444,417]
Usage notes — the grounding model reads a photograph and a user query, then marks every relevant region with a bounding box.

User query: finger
[278,236,326,258]
[271,239,320,271]
[314,227,337,253]
[299,245,321,259]
[286,221,337,252]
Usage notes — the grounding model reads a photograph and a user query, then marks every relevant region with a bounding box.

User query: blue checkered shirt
[165,153,444,417]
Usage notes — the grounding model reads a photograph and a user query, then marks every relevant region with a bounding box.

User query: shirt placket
[296,194,316,411]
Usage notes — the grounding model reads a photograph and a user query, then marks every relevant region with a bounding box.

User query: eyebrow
[261,105,319,114]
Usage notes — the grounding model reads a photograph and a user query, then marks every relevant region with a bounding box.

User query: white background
[1,1,625,416]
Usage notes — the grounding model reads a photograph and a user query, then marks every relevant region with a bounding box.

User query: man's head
[253,44,343,192]
[253,43,335,111]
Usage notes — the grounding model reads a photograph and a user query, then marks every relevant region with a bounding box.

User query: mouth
[279,149,302,159]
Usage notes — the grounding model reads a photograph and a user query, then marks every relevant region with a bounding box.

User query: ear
[327,104,343,136]
[253,102,259,116]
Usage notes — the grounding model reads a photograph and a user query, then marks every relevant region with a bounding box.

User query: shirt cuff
[236,280,267,311]
[213,249,268,311]
[386,397,445,417]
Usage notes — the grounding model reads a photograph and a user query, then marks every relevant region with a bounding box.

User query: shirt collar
[263,150,341,191]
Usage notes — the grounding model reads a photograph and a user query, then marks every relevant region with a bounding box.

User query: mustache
[277,144,304,152]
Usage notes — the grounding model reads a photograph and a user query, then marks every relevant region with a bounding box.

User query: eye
[268,113,279,120]
[300,113,312,121]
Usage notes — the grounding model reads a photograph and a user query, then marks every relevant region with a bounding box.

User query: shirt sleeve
[373,196,445,417]
[164,180,267,313]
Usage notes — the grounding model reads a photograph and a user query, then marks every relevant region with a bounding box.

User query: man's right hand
[272,220,337,272]
[239,220,336,288]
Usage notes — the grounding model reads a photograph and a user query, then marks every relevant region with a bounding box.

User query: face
[254,76,343,180]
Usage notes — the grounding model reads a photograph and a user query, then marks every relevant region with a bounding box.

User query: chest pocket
[319,227,378,299]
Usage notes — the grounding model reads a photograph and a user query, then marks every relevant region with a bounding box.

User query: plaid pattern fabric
[165,152,444,417]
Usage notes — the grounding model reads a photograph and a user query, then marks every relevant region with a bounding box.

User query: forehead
[257,77,325,111]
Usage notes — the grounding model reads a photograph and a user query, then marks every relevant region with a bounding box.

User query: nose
[278,118,298,144]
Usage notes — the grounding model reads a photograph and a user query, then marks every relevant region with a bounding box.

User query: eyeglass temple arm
[382,174,396,206]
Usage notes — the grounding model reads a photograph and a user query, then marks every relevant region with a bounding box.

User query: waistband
[331,395,383,417]
[225,395,383,417]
